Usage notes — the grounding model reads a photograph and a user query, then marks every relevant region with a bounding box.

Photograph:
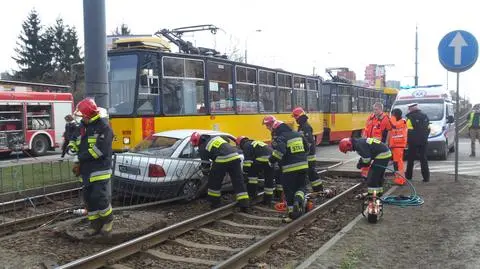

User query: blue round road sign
[438,30,478,73]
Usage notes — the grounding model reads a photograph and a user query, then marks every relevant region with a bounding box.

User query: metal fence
[0,159,83,234]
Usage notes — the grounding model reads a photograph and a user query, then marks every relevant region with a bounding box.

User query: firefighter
[467,106,480,157]
[69,98,114,236]
[361,102,392,178]
[190,132,250,210]
[388,108,408,185]
[339,137,392,197]
[268,120,309,221]
[236,136,275,205]
[61,114,78,158]
[262,115,283,199]
[291,107,323,192]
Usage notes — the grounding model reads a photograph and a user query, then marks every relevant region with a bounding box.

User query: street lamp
[244,29,262,64]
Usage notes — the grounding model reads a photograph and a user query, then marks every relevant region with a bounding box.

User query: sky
[1,0,479,103]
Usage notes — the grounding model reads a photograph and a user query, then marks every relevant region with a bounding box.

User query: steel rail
[213,182,362,269]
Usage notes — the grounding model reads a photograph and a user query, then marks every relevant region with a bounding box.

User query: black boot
[262,194,272,205]
[236,198,250,212]
[84,219,103,237]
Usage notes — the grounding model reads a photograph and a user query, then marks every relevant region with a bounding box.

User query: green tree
[47,18,82,73]
[12,9,53,81]
[112,23,132,35]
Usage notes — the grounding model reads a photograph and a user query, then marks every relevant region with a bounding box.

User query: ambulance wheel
[439,143,448,160]
[31,135,49,156]
[367,213,378,223]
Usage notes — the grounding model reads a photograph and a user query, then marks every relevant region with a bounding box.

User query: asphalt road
[316,137,478,176]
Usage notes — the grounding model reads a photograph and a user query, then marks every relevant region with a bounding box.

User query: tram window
[247,68,257,84]
[294,76,306,89]
[294,89,306,108]
[259,70,276,86]
[259,86,275,112]
[236,84,258,113]
[162,79,206,115]
[208,62,234,114]
[307,90,319,112]
[208,62,232,82]
[186,59,205,79]
[278,74,292,88]
[210,84,234,113]
[236,67,246,83]
[320,84,331,112]
[307,79,317,91]
[108,54,138,115]
[163,57,184,77]
[278,88,292,112]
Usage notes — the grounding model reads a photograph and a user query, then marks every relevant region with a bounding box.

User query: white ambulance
[391,85,455,160]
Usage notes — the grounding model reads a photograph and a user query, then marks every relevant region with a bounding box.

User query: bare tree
[224,34,244,63]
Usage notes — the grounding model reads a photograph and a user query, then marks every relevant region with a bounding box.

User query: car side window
[179,142,200,159]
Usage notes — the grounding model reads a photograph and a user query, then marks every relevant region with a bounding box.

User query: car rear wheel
[179,178,204,202]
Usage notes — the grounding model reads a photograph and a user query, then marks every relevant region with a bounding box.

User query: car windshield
[392,100,444,121]
[131,135,183,157]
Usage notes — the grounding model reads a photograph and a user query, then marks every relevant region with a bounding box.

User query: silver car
[112,129,243,201]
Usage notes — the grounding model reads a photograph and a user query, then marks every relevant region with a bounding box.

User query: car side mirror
[447,115,454,123]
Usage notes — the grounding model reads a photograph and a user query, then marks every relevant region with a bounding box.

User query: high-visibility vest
[363,113,390,141]
[389,118,407,148]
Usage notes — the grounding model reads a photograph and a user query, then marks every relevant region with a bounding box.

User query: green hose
[373,164,425,206]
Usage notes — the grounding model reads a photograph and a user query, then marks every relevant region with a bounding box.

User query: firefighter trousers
[391,147,406,185]
[366,158,389,196]
[207,159,249,207]
[307,160,323,192]
[281,169,307,218]
[246,161,274,202]
[82,178,113,230]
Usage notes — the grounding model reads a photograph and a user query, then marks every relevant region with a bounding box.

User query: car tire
[439,143,448,160]
[179,178,203,202]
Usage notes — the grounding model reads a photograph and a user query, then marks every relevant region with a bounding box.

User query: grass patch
[0,160,78,193]
[340,248,365,269]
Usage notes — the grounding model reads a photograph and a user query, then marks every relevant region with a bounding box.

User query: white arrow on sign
[449,32,468,65]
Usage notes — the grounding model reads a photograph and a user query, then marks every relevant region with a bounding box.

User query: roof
[152,129,233,139]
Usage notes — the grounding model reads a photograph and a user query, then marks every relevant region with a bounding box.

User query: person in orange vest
[361,102,392,178]
[388,108,408,185]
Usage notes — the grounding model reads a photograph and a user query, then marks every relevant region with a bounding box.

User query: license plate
[118,165,141,175]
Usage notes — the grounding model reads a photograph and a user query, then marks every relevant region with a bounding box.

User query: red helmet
[339,138,353,153]
[291,107,306,120]
[190,132,201,146]
[75,98,99,119]
[236,136,247,146]
[262,115,277,127]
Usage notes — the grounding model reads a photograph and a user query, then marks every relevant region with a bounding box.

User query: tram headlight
[123,137,130,145]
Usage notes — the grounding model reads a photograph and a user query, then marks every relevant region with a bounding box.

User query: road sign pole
[455,72,460,182]
[438,29,478,182]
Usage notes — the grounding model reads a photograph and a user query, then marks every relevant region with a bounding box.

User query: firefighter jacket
[297,115,316,162]
[240,139,272,172]
[406,109,430,145]
[352,138,392,165]
[199,136,241,166]
[363,112,392,143]
[389,118,407,148]
[269,123,309,173]
[75,114,114,184]
[467,111,480,129]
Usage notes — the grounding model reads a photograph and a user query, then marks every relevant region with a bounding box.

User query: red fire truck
[0,91,74,156]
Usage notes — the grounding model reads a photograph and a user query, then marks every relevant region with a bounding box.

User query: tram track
[56,172,360,269]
